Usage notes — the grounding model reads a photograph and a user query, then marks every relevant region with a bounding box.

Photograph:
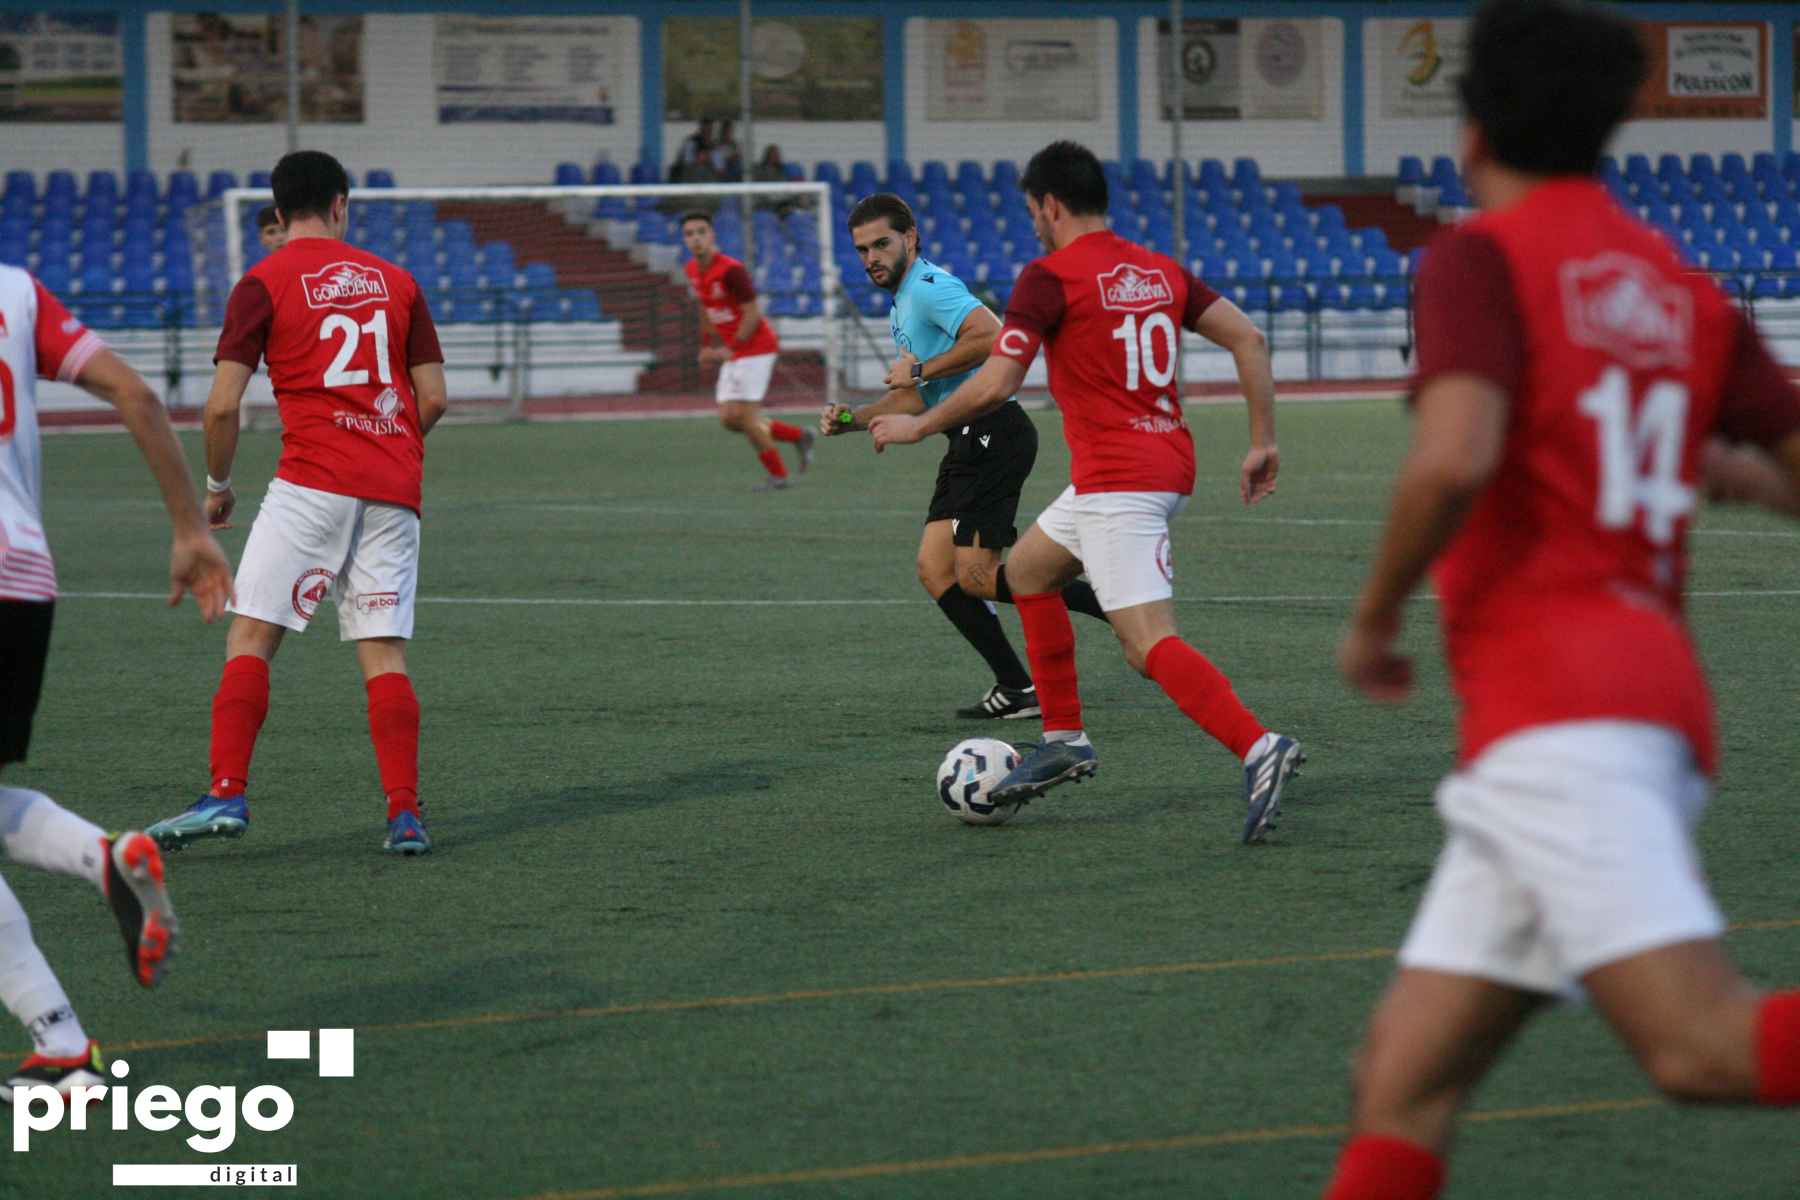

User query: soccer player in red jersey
[1325,4,1800,1197]
[681,211,813,490]
[871,140,1304,843]
[144,150,449,857]
[1,265,231,1098]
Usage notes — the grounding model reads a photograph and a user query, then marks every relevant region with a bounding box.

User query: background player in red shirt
[681,211,813,491]
[1326,4,1800,1197]
[1,269,231,1099]
[144,150,448,857]
[871,140,1304,844]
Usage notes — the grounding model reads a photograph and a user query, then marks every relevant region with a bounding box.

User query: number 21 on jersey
[1578,365,1696,545]
[319,310,392,388]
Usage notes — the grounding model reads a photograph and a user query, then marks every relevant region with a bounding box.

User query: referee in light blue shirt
[821,193,1108,721]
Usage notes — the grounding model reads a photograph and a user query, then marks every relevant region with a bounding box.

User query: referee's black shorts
[0,600,54,767]
[925,401,1038,549]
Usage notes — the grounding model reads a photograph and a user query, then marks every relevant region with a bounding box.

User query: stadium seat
[554,162,584,187]
[592,161,622,186]
[247,171,272,189]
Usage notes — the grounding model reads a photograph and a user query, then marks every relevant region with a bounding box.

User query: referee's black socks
[936,585,1033,692]
[994,564,1111,624]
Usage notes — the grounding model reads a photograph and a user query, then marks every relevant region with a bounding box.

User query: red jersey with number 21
[994,230,1220,494]
[685,253,779,358]
[1414,179,1800,774]
[216,238,443,513]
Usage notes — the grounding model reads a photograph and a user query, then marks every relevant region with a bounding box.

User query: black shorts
[0,600,53,767]
[926,401,1039,549]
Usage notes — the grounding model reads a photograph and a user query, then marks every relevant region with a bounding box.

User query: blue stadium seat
[247,171,272,189]
[364,169,395,188]
[814,162,843,186]
[629,159,660,185]
[169,171,200,204]
[205,170,237,199]
[849,161,880,194]
[554,162,584,187]
[592,161,622,186]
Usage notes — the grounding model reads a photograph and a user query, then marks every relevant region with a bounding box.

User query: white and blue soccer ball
[936,738,1024,826]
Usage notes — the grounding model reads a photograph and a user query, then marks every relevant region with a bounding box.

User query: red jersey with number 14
[1414,179,1800,774]
[685,252,779,359]
[216,238,443,513]
[994,230,1220,494]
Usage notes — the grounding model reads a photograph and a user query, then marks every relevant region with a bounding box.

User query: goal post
[193,181,843,423]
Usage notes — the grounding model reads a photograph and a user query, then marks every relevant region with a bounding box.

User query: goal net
[188,182,844,422]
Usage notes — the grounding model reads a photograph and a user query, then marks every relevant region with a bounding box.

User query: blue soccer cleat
[990,738,1098,806]
[1242,734,1305,845]
[383,810,432,856]
[145,794,249,852]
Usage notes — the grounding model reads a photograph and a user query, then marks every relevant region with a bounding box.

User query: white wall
[1363,20,1776,177]
[1,126,124,180]
[659,121,883,176]
[145,13,642,187]
[1136,18,1343,177]
[903,18,1119,169]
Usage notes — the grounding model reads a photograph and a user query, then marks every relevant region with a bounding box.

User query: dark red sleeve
[214,276,273,368]
[1716,310,1800,448]
[1182,270,1224,329]
[722,263,757,303]
[406,288,444,366]
[1411,228,1524,399]
[992,261,1065,367]
[32,277,105,382]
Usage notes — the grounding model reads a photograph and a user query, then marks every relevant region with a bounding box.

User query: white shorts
[229,478,420,641]
[716,352,776,404]
[1033,486,1187,612]
[1399,721,1725,996]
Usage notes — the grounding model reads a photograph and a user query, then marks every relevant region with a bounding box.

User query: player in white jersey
[0,265,232,1101]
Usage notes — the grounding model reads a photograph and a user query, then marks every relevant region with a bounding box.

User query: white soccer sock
[1044,730,1091,747]
[0,875,89,1057]
[1242,731,1279,765]
[0,787,107,890]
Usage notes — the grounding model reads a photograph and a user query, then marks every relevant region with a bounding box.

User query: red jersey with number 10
[216,238,443,513]
[685,253,779,359]
[994,230,1220,494]
[1414,179,1800,774]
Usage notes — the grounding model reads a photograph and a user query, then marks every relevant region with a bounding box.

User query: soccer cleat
[955,684,1041,721]
[752,475,792,492]
[1242,734,1305,845]
[103,833,178,989]
[145,794,249,851]
[990,738,1098,806]
[2,1041,105,1105]
[795,428,816,473]
[383,810,432,856]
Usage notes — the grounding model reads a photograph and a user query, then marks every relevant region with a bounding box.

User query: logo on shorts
[352,592,398,615]
[301,262,389,311]
[292,567,335,620]
[1096,264,1174,314]
[1155,532,1173,582]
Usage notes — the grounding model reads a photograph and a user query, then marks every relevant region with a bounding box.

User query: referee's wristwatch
[910,360,924,386]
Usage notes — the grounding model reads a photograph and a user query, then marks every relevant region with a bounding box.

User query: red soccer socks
[1323,1134,1445,1200]
[1014,591,1082,732]
[366,673,421,821]
[757,448,788,479]
[209,655,270,797]
[1756,990,1800,1104]
[768,420,805,443]
[1144,635,1267,759]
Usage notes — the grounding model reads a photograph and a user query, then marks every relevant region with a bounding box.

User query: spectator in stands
[710,119,744,182]
[256,205,286,252]
[752,145,797,215]
[671,118,717,184]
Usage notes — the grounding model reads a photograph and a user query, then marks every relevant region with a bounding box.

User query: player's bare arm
[869,355,1027,452]
[820,387,925,436]
[1339,372,1508,701]
[410,362,449,436]
[695,311,728,365]
[76,348,233,620]
[201,361,255,530]
[1703,436,1800,515]
[1193,296,1279,505]
[884,307,1001,391]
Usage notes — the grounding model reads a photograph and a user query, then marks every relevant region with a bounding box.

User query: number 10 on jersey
[1111,312,1179,391]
